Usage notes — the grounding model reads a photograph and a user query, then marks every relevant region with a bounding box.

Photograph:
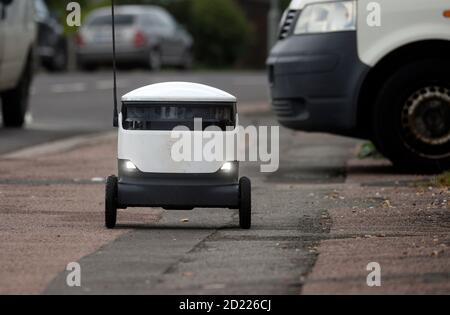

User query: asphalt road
[0,70,269,154]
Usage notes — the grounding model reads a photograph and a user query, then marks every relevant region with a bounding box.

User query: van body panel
[357,0,450,67]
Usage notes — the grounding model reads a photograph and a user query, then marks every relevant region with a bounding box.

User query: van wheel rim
[401,85,450,147]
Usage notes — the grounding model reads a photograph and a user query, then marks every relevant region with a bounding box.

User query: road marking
[95,80,129,90]
[3,132,116,159]
[50,82,87,94]
[47,80,130,94]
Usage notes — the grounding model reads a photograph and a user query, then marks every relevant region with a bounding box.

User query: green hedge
[188,0,251,67]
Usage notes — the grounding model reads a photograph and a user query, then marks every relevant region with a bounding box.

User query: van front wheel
[373,59,450,173]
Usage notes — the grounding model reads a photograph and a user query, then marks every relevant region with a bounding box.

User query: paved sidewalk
[0,134,161,294]
[303,157,450,294]
[0,128,448,294]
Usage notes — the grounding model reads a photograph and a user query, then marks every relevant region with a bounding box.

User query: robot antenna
[111,0,119,127]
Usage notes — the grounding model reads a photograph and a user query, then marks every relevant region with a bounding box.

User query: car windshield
[89,14,135,27]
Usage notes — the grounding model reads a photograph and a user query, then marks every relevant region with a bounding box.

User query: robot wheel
[239,177,252,229]
[105,175,118,229]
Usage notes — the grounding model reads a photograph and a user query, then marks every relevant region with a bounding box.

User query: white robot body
[105,82,252,229]
[118,82,238,173]
[105,3,252,229]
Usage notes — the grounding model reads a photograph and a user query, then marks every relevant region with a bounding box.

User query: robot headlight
[221,162,233,172]
[125,161,137,170]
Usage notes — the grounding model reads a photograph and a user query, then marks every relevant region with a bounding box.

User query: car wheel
[1,55,32,128]
[179,50,193,70]
[239,177,252,229]
[105,175,118,229]
[148,48,162,71]
[372,59,450,173]
[76,59,97,72]
[46,43,68,72]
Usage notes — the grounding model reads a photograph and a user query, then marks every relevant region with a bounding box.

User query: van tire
[1,55,32,128]
[372,59,450,173]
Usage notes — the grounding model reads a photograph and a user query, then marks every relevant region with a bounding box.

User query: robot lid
[122,82,237,103]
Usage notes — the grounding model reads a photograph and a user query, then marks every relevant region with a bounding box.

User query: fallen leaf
[431,250,440,257]
[182,272,194,277]
[382,200,394,208]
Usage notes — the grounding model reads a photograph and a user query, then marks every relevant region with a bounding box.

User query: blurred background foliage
[45,0,291,68]
[190,0,251,67]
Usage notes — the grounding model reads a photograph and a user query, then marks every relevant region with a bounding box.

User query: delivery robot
[105,1,251,230]
[105,82,252,229]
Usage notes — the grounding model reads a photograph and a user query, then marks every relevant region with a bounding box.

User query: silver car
[76,5,193,71]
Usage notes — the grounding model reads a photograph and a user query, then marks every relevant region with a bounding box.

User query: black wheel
[1,54,32,128]
[44,42,68,72]
[239,177,251,229]
[373,59,450,173]
[105,175,118,229]
[148,48,162,71]
[76,59,97,72]
[179,49,193,70]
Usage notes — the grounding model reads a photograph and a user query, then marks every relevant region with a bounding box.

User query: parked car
[0,0,36,128]
[76,5,193,71]
[34,0,68,72]
[268,0,450,173]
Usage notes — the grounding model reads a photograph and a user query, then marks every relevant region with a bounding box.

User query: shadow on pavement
[115,224,237,231]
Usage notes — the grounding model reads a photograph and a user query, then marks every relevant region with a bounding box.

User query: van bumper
[267,31,369,135]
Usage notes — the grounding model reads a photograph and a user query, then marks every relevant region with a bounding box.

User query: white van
[0,0,36,127]
[268,0,450,172]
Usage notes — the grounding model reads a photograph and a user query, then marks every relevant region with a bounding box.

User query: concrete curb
[2,131,116,159]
